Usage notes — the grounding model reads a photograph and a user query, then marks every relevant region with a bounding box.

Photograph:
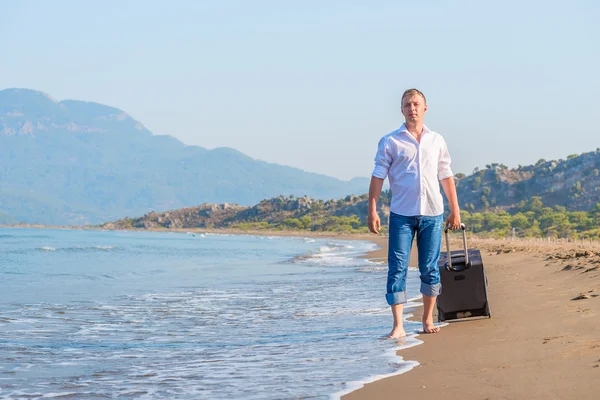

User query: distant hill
[455,150,600,213]
[101,150,600,238]
[0,88,370,225]
[101,193,391,233]
[0,210,17,225]
[101,189,600,239]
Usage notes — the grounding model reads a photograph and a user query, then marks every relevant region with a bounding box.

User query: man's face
[401,95,427,124]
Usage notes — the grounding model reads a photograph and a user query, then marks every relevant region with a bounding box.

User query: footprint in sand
[572,293,592,300]
[581,266,599,274]
[561,264,585,271]
[572,288,600,300]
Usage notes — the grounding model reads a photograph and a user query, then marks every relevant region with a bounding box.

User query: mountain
[0,89,370,225]
[455,151,600,213]
[0,210,17,225]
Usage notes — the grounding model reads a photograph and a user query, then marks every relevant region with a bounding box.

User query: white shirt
[372,123,454,216]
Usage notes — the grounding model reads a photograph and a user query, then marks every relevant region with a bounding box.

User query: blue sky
[1,0,598,180]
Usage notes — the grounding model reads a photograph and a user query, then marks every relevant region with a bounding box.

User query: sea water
[0,228,427,399]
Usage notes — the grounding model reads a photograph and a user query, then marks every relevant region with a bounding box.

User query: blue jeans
[386,212,443,305]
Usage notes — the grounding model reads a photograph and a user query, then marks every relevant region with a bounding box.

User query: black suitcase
[436,224,491,322]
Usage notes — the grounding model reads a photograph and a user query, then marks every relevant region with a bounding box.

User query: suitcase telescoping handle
[444,223,469,271]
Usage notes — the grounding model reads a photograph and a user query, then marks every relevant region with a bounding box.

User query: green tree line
[232,215,367,234]
[233,196,600,238]
[459,197,600,239]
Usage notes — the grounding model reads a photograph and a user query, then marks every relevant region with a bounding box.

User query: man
[368,88,460,338]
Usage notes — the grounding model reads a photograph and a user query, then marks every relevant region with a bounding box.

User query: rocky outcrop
[101,193,392,230]
[456,150,600,212]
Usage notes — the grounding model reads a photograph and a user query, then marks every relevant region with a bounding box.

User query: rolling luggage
[436,224,491,322]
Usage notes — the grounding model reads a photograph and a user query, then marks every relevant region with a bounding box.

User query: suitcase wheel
[485,303,492,318]
[438,310,446,322]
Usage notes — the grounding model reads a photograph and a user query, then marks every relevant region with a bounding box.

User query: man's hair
[401,88,426,105]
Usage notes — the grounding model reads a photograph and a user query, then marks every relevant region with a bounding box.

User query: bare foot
[386,326,407,338]
[422,319,440,333]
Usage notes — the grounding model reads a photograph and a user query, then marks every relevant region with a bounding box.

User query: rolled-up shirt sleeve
[372,137,392,179]
[437,137,454,180]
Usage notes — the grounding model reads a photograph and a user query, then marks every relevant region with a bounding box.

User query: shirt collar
[398,123,431,136]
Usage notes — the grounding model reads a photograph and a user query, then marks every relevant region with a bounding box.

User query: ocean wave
[356,265,419,273]
[356,266,387,273]
[292,253,365,267]
[289,240,376,268]
[36,245,117,253]
[94,245,115,250]
[318,242,353,252]
[294,307,389,318]
[185,232,206,237]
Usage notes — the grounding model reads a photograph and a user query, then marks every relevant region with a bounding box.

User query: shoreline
[0,224,377,240]
[0,224,386,251]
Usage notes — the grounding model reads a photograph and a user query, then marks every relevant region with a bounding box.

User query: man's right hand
[367,176,384,235]
[368,213,381,234]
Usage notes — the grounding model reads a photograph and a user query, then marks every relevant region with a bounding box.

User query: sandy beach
[344,235,600,399]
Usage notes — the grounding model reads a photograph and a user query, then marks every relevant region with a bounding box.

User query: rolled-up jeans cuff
[386,291,407,305]
[421,282,442,297]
